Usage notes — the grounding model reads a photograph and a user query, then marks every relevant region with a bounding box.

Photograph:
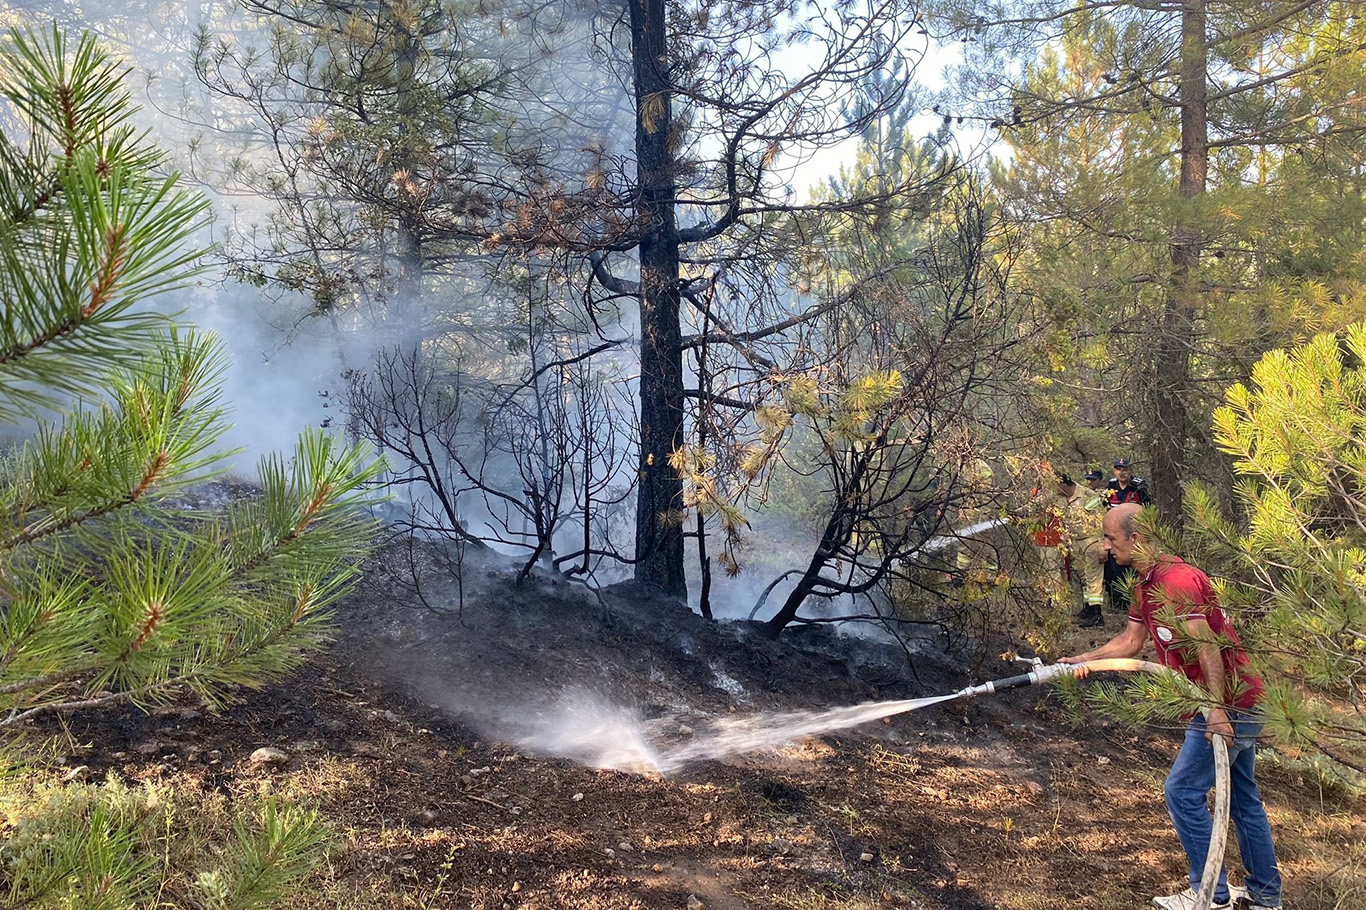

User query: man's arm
[1185,616,1235,743]
[1058,619,1149,679]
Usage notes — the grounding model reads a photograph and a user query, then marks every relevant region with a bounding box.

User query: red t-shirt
[1128,556,1264,710]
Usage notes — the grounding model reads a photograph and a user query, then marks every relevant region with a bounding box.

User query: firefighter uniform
[1064,479,1107,626]
[1033,493,1066,593]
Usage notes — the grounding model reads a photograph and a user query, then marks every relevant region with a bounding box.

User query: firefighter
[1065,471,1107,627]
[1032,474,1068,599]
[1104,458,1149,611]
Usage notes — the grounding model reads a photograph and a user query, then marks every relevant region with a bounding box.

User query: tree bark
[389,10,422,332]
[629,0,686,596]
[1150,0,1207,524]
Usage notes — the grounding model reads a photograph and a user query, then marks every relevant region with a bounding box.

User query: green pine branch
[0,26,209,420]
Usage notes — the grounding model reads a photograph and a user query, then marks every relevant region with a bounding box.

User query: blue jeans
[1164,714,1282,905]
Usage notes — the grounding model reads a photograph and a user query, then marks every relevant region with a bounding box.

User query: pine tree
[1071,324,1366,780]
[1,26,381,905]
[1181,325,1366,776]
[935,1,1366,517]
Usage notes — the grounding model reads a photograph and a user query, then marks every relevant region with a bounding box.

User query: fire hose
[955,657,1231,910]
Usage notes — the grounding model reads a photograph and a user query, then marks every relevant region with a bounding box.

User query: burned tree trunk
[387,8,423,329]
[629,0,686,596]
[1149,0,1207,523]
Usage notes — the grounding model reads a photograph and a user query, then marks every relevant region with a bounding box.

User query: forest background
[3,0,1364,762]
[2,0,1366,904]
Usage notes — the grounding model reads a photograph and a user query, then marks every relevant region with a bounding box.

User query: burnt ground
[24,545,1366,910]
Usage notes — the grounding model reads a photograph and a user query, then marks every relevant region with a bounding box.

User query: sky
[769,23,998,194]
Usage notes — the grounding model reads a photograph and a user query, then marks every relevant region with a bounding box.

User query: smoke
[170,283,349,469]
[21,0,990,635]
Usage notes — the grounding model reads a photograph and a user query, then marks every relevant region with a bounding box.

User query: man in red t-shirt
[1061,504,1282,910]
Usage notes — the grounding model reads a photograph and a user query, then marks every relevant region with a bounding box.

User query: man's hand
[1058,655,1090,679]
[1205,707,1235,745]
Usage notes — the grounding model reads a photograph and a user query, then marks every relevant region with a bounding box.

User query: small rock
[859,852,874,863]
[135,741,161,756]
[1097,756,1111,766]
[652,863,664,873]
[248,747,290,769]
[702,811,713,824]
[571,792,584,802]
[382,710,401,723]
[61,765,91,784]
[686,895,704,910]
[1026,781,1045,796]
[617,841,632,852]
[678,724,693,737]
[604,848,616,858]
[785,815,798,825]
[509,807,522,816]
[511,882,522,893]
[112,752,128,760]
[772,836,792,855]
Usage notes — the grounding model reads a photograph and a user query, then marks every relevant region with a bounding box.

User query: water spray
[876,656,1229,910]
[515,656,1229,910]
[610,656,1230,910]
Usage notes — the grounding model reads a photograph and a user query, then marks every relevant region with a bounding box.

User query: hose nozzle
[952,659,1078,699]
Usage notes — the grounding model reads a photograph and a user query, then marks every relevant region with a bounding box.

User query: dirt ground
[27,546,1366,910]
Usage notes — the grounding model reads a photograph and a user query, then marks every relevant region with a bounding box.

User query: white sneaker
[1233,896,1282,910]
[1152,888,1232,910]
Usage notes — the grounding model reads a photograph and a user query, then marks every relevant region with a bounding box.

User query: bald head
[1106,503,1142,537]
[1102,503,1144,567]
